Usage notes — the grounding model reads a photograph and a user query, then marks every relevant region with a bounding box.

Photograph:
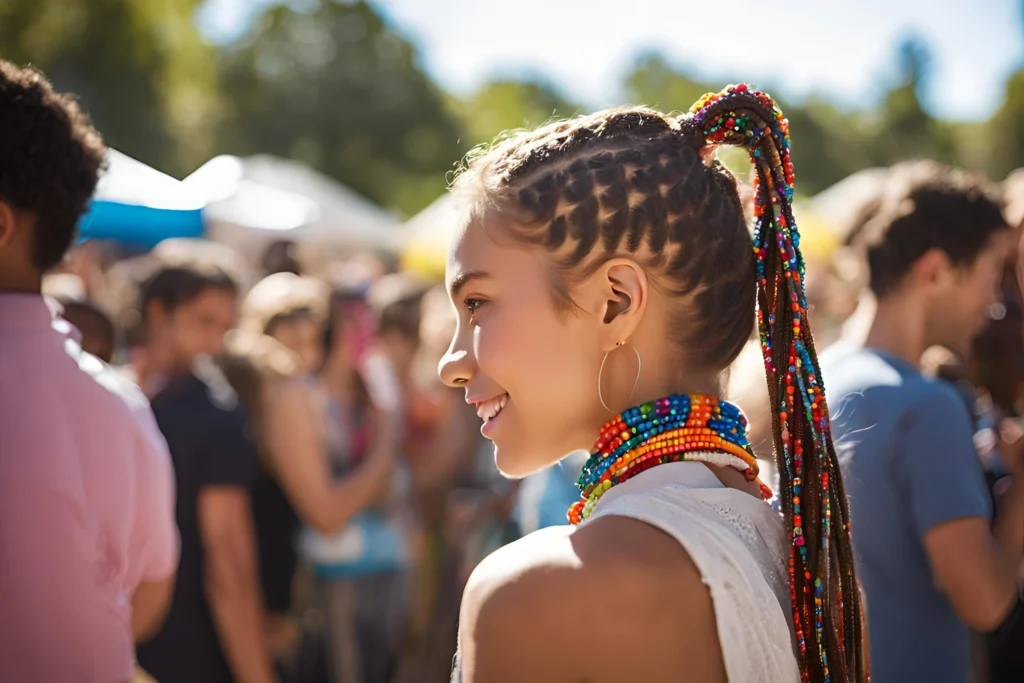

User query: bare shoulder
[458,516,727,683]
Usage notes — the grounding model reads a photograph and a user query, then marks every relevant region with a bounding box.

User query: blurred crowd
[38,156,1024,683]
[42,237,529,683]
[7,56,1024,683]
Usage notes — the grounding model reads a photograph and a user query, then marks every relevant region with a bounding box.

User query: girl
[440,86,866,682]
[227,273,403,683]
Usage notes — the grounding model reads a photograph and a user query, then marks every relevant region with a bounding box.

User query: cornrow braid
[457,106,756,373]
[689,84,866,683]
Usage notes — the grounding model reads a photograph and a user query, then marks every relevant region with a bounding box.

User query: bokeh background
[4,0,1023,216]
[5,4,1024,682]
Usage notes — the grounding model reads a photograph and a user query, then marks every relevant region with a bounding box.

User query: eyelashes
[463,298,488,321]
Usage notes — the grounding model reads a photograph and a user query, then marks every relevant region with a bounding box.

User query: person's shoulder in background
[820,344,941,407]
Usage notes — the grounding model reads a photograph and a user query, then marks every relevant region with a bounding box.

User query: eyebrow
[449,270,491,298]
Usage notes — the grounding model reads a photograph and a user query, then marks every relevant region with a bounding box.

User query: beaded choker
[567,394,771,524]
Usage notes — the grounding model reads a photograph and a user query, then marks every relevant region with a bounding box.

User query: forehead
[445,207,547,294]
[445,207,505,284]
[187,286,238,313]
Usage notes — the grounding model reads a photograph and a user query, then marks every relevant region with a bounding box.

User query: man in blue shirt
[822,162,1024,683]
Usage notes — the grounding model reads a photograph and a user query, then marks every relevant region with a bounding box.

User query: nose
[438,324,475,388]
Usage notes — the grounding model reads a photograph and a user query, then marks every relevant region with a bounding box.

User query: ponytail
[686,85,867,683]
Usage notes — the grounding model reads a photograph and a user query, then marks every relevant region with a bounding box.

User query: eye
[464,298,487,314]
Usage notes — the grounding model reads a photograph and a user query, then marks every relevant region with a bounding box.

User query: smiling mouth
[476,393,509,423]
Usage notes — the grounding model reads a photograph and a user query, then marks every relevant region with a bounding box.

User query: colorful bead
[567,394,769,525]
[688,85,861,683]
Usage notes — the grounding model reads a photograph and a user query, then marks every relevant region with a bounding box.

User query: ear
[911,248,956,291]
[0,198,19,253]
[145,299,169,332]
[576,258,648,352]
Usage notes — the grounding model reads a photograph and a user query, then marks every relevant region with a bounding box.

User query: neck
[603,343,722,417]
[569,393,768,524]
[138,337,187,395]
[0,272,42,295]
[864,292,927,369]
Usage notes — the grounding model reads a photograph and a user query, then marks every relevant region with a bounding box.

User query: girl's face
[271,316,325,376]
[439,214,608,478]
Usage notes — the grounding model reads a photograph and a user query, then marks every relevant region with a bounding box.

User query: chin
[492,443,542,480]
[492,435,585,480]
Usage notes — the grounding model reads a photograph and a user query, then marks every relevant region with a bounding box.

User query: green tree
[781,97,874,195]
[454,78,583,149]
[865,36,957,166]
[622,51,713,113]
[217,0,462,216]
[0,0,220,176]
[985,68,1024,180]
[621,51,875,195]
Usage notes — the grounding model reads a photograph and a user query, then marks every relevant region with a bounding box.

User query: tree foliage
[0,0,220,176]
[214,0,462,216]
[2,1,1020,214]
[986,68,1024,180]
[453,78,583,149]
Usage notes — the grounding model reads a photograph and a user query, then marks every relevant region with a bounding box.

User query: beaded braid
[688,85,866,683]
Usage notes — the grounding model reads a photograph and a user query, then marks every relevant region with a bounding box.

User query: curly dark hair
[0,60,107,271]
[856,161,1008,297]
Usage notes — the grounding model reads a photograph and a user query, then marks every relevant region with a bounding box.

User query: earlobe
[915,248,954,288]
[0,199,17,251]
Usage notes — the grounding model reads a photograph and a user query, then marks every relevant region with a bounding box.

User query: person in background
[821,162,1022,683]
[229,272,401,683]
[134,263,277,683]
[979,215,1024,683]
[0,59,178,683]
[261,239,303,278]
[59,298,117,362]
[397,284,513,683]
[512,451,587,535]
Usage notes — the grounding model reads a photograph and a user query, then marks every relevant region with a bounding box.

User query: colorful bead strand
[689,84,864,682]
[567,394,770,525]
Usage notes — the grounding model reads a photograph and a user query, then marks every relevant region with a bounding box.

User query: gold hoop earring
[598,343,642,413]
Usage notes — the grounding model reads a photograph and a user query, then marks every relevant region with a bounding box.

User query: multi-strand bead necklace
[567,394,771,525]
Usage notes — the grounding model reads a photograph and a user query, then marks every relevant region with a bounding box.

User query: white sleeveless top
[585,460,800,683]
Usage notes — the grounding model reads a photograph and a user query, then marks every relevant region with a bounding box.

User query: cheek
[477,299,583,393]
[476,297,600,469]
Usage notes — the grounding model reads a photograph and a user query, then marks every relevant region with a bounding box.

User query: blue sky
[198,0,1023,122]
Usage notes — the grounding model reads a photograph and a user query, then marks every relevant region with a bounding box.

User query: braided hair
[453,84,866,683]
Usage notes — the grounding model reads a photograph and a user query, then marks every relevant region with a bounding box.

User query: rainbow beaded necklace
[567,394,772,525]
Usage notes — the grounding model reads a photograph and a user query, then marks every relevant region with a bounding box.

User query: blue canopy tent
[77,149,205,249]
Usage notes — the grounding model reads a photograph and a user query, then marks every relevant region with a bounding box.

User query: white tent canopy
[97,149,204,210]
[184,155,401,263]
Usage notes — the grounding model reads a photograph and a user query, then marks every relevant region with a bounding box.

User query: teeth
[477,393,509,422]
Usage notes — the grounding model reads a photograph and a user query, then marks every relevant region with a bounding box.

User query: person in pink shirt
[0,60,179,682]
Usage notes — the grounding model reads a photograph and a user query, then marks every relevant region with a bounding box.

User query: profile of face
[925,235,1007,357]
[440,216,611,477]
[150,286,238,369]
[436,105,758,479]
[270,315,326,376]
